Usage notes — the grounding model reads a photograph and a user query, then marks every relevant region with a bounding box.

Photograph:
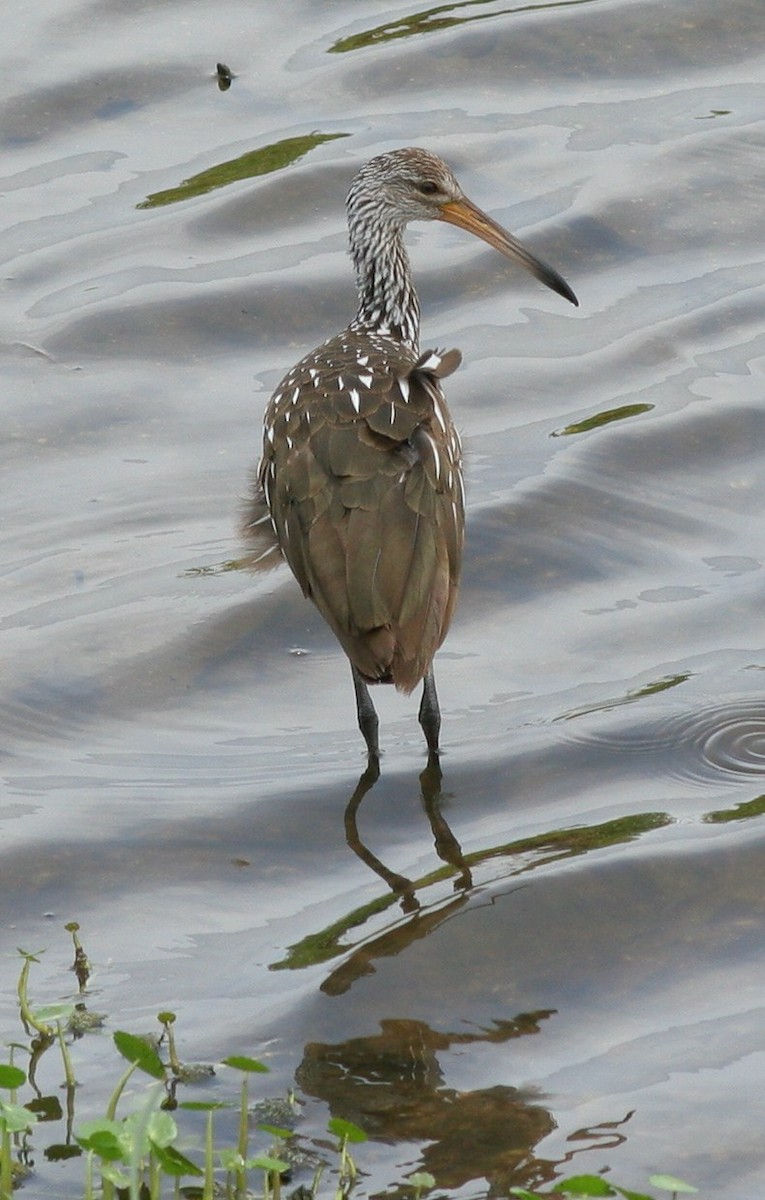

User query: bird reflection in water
[296,1011,558,1195]
[282,754,474,995]
[297,1018,635,1194]
[288,761,636,1191]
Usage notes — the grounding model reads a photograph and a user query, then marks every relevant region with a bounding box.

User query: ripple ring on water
[562,700,765,783]
[697,710,765,777]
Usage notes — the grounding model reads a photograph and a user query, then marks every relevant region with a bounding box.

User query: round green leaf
[648,1176,698,1195]
[248,1155,290,1173]
[33,1003,75,1024]
[147,1110,178,1149]
[76,1121,125,1161]
[328,1116,367,1143]
[0,1100,38,1133]
[409,1171,436,1190]
[101,1163,131,1187]
[554,1176,614,1196]
[113,1031,165,1080]
[219,1149,245,1172]
[76,1118,122,1141]
[0,1065,26,1090]
[87,1132,125,1162]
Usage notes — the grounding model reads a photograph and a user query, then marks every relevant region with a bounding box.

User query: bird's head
[347,146,578,307]
[348,147,464,224]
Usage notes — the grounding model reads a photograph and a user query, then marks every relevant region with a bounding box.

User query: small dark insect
[216,62,234,91]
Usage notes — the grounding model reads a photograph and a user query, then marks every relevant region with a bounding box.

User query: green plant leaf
[648,1176,698,1195]
[76,1120,125,1161]
[33,1003,76,1024]
[222,1055,269,1073]
[88,1132,125,1162]
[153,1143,204,1177]
[257,1123,295,1139]
[147,1109,178,1149]
[248,1154,290,1173]
[614,1189,654,1200]
[76,1118,122,1140]
[0,1065,26,1090]
[554,1177,615,1196]
[328,1116,367,1143]
[113,1031,166,1080]
[409,1171,436,1190]
[16,947,45,962]
[219,1148,245,1171]
[0,1099,38,1133]
[101,1162,131,1187]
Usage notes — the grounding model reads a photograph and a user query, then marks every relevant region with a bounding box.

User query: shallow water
[2,0,765,1195]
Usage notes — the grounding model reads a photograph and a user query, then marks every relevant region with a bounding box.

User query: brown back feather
[251,330,464,692]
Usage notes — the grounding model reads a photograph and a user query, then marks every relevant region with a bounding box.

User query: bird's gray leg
[418,668,441,757]
[352,665,380,759]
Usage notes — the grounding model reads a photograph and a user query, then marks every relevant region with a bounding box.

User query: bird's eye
[417,180,439,196]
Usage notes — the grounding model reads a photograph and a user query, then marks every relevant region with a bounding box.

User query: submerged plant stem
[17,954,52,1039]
[203,1110,214,1200]
[105,1060,139,1121]
[56,1021,76,1090]
[236,1075,248,1199]
[1,1124,12,1198]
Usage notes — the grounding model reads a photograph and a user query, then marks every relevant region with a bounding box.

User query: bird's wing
[256,335,464,689]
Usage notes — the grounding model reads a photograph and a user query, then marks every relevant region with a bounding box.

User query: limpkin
[245,147,577,760]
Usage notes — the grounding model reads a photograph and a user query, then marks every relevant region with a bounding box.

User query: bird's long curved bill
[438,197,578,307]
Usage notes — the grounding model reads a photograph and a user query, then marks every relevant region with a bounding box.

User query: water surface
[2,0,764,1195]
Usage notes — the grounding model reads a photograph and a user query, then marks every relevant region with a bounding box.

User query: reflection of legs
[343,749,472,908]
[351,665,379,759]
[419,755,473,891]
[344,757,418,911]
[418,668,441,756]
